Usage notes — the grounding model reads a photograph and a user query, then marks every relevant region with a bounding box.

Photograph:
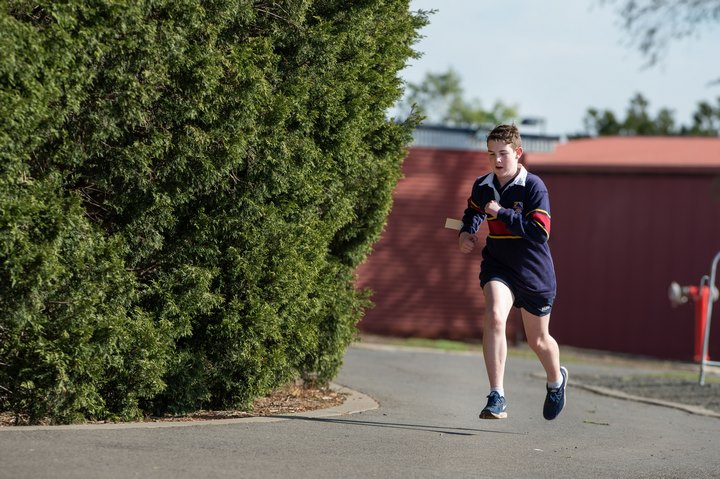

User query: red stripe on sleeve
[529,211,551,236]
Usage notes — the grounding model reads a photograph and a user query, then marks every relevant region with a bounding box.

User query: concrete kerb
[0,383,379,432]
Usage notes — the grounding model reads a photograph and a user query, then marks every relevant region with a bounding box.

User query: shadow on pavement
[274,415,529,436]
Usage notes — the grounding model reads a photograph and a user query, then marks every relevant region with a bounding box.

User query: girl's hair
[487,124,521,150]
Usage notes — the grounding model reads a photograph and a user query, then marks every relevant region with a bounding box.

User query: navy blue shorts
[480,273,554,317]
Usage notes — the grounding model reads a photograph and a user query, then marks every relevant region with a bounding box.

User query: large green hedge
[0,0,426,424]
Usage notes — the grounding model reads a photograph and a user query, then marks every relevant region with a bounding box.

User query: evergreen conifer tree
[1,0,426,423]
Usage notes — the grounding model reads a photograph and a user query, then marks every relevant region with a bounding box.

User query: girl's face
[487,140,522,185]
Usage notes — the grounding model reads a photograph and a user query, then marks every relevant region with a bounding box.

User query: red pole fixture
[687,285,711,363]
[668,281,711,363]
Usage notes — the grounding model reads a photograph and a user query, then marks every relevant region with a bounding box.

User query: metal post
[699,251,720,386]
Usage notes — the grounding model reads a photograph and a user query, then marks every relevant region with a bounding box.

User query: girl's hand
[484,200,501,217]
[458,232,477,253]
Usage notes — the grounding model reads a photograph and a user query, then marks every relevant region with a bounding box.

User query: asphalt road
[1,344,719,479]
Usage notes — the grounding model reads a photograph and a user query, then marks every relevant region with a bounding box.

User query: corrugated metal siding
[535,171,720,361]
[356,148,524,343]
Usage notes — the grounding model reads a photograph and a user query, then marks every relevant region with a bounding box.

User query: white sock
[491,387,505,398]
[547,378,563,390]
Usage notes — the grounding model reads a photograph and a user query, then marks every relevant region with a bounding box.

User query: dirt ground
[0,382,346,427]
[573,373,720,413]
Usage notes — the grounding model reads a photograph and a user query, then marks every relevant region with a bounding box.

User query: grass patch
[399,338,478,352]
[357,334,481,352]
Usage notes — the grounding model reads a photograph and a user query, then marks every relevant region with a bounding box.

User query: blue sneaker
[543,366,568,420]
[479,391,507,419]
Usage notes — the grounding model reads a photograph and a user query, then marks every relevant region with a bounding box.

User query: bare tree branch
[601,0,720,67]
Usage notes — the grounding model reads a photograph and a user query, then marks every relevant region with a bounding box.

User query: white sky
[401,0,720,136]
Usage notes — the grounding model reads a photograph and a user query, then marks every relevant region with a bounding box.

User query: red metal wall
[357,147,720,361]
[534,170,720,361]
[355,148,523,343]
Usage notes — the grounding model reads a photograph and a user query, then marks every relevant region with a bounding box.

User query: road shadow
[273,415,528,436]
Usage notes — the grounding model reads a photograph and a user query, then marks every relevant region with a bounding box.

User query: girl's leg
[521,310,562,384]
[482,280,515,390]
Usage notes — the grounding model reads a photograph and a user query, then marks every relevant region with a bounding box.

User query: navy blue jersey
[460,165,556,296]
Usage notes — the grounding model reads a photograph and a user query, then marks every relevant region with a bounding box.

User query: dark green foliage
[1,0,426,422]
[0,172,171,423]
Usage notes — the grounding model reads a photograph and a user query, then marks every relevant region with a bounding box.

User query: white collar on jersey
[479,165,528,201]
